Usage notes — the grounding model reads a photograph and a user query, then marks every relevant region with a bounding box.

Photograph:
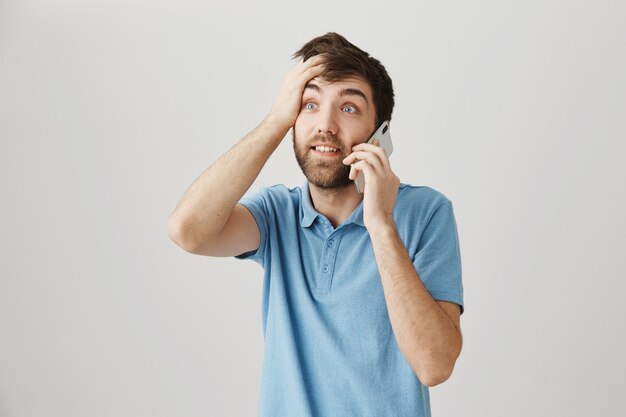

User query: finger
[287,55,324,81]
[343,151,383,170]
[303,53,327,65]
[297,63,325,83]
[293,68,325,95]
[350,142,391,170]
[343,150,384,172]
[349,162,365,180]
[350,159,381,179]
[349,163,357,180]
[297,54,326,75]
[352,142,386,154]
[349,160,375,180]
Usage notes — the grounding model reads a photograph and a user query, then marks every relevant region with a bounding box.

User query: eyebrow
[304,82,369,105]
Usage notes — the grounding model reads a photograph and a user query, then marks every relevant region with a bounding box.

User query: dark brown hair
[292,32,395,126]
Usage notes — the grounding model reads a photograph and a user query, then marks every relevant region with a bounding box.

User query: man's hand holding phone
[343,121,400,232]
[352,121,393,193]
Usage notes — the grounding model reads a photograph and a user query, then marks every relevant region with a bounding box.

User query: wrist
[366,217,397,240]
[265,111,294,133]
[260,113,292,143]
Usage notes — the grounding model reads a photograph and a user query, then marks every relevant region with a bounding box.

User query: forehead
[305,76,373,101]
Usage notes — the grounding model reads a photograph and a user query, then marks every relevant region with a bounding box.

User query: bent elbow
[419,369,452,388]
[419,336,462,387]
[414,352,459,388]
[167,216,198,253]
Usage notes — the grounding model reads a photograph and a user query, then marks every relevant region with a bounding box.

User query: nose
[316,107,338,136]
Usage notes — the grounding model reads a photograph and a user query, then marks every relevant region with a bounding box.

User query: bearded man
[168,32,465,417]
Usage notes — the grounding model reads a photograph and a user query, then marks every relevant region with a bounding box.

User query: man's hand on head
[269,55,326,131]
[343,139,400,232]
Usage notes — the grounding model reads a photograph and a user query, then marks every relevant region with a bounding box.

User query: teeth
[315,146,337,152]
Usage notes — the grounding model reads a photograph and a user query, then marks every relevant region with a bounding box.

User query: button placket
[316,230,344,293]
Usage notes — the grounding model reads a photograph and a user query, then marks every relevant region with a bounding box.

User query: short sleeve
[412,199,465,314]
[234,188,270,267]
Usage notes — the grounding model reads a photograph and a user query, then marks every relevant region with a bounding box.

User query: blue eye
[343,105,356,113]
[305,102,317,110]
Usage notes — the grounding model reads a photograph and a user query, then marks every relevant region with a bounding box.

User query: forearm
[168,113,288,246]
[369,224,462,387]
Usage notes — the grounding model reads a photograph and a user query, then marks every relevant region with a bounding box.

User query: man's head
[291,32,395,189]
[293,32,395,126]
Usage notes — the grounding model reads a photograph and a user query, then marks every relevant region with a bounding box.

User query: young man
[168,33,464,417]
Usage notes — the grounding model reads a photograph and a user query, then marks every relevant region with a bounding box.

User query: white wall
[1,0,625,416]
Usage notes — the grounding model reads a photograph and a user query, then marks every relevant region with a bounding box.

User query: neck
[308,182,363,228]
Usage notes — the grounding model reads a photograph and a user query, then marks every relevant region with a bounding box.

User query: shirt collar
[301,181,319,227]
[349,201,365,227]
[300,181,365,228]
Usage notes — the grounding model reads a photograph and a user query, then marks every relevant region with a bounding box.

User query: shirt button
[322,265,329,273]
[328,240,334,247]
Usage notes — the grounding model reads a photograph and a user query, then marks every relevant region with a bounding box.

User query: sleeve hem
[234,199,266,265]
[429,290,465,315]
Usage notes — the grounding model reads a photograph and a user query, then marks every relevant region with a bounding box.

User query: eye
[304,102,317,110]
[342,105,357,113]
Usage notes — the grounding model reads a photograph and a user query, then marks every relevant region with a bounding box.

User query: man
[168,32,464,417]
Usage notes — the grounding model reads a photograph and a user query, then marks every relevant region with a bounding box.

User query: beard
[293,130,352,189]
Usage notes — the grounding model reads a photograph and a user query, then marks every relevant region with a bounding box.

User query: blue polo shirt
[236,182,464,417]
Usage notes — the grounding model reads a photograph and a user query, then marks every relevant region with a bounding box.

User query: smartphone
[354,120,393,193]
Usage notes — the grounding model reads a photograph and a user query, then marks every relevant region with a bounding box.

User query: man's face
[293,76,377,189]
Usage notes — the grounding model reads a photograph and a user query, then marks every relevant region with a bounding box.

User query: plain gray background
[1,0,625,416]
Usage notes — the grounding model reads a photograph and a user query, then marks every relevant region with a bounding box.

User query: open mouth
[311,145,341,156]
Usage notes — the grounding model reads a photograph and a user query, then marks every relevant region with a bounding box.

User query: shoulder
[394,184,461,258]
[396,183,452,212]
[393,183,456,232]
[242,183,304,210]
[262,183,303,201]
